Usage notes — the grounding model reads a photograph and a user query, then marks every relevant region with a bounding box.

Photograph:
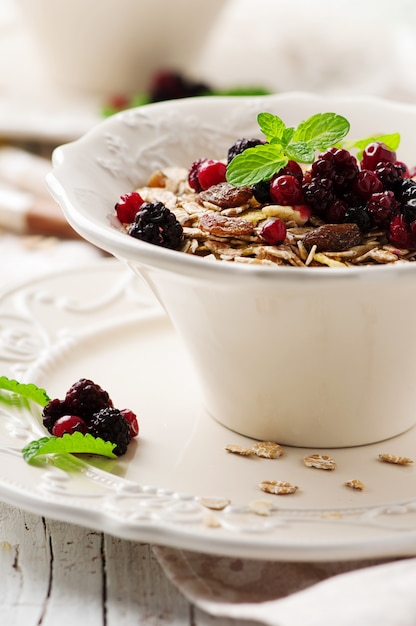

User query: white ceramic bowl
[17,0,227,97]
[47,92,416,448]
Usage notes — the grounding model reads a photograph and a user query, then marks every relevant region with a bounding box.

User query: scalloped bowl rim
[46,91,416,284]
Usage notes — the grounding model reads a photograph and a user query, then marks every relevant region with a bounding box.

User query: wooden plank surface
[0,502,260,626]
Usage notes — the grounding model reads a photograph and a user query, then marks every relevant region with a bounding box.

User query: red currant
[51,415,88,437]
[115,192,145,223]
[278,160,304,183]
[120,408,139,438]
[197,159,227,190]
[270,175,303,206]
[389,215,413,249]
[259,219,287,245]
[353,170,383,199]
[360,142,396,171]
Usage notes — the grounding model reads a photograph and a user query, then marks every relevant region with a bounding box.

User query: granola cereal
[116,111,416,267]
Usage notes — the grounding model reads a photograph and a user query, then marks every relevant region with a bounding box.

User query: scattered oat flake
[203,512,221,528]
[259,480,298,495]
[252,441,284,459]
[225,444,255,456]
[303,453,337,470]
[345,479,365,491]
[249,499,274,516]
[199,497,231,511]
[379,453,414,466]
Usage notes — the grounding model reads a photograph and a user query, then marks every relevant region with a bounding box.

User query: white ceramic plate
[1,258,416,562]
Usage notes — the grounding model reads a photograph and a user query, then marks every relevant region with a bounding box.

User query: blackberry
[252,180,271,204]
[42,398,70,434]
[343,206,371,233]
[366,190,400,228]
[302,178,335,215]
[396,178,416,203]
[88,407,131,456]
[65,378,113,423]
[188,158,207,192]
[128,202,183,250]
[227,138,263,164]
[311,148,358,193]
[326,199,347,223]
[403,198,416,224]
[374,161,406,190]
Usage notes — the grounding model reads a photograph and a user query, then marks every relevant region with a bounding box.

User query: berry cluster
[115,194,184,251]
[42,379,139,456]
[190,139,416,250]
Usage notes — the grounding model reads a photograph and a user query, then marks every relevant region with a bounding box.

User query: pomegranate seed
[120,408,139,438]
[51,415,88,437]
[197,160,227,190]
[270,175,303,205]
[115,192,145,223]
[360,142,396,171]
[259,218,287,245]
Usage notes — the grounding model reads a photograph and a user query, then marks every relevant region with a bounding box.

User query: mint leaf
[343,132,400,159]
[292,112,350,150]
[22,432,117,463]
[257,112,287,143]
[0,376,50,406]
[226,144,288,186]
[285,141,316,164]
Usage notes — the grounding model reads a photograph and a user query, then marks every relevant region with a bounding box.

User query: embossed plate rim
[0,258,416,561]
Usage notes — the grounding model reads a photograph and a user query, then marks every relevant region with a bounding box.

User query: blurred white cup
[17,0,227,98]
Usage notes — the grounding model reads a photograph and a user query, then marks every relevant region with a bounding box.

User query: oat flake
[303,453,337,470]
[345,479,365,491]
[379,453,414,466]
[225,444,254,456]
[252,441,284,459]
[259,480,298,495]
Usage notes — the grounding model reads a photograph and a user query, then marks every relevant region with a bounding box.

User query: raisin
[197,182,253,208]
[302,223,362,252]
[199,213,254,237]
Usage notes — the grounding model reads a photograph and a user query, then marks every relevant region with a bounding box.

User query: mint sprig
[226,111,350,187]
[22,432,117,463]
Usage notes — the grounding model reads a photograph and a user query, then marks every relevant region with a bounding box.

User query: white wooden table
[0,501,255,625]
